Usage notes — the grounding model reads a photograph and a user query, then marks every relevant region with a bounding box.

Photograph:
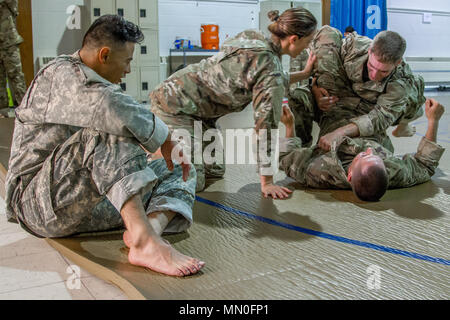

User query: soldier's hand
[260,175,292,199]
[160,136,191,182]
[311,78,339,112]
[425,98,445,122]
[318,130,344,152]
[281,104,295,128]
[303,52,317,76]
[261,183,292,199]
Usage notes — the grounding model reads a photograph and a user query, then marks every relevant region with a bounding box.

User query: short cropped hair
[345,26,355,33]
[82,15,144,49]
[371,30,406,64]
[351,162,389,202]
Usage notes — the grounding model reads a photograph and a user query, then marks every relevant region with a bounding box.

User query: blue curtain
[330,0,388,39]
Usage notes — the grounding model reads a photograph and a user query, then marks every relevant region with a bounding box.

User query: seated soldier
[310,26,426,154]
[5,15,204,277]
[278,98,445,201]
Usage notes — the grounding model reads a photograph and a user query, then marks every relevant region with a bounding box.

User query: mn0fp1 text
[223,304,269,315]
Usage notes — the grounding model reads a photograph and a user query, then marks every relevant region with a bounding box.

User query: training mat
[12,94,450,299]
[47,161,450,300]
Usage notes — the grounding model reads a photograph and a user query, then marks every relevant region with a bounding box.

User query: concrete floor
[0,91,449,300]
[0,199,128,299]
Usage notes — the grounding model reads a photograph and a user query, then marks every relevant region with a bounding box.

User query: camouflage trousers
[287,85,317,147]
[16,128,196,238]
[152,107,225,192]
[0,45,26,108]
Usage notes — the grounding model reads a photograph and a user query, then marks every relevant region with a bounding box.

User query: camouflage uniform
[287,50,316,147]
[0,0,26,108]
[279,136,444,190]
[150,30,289,191]
[311,26,425,150]
[5,52,196,238]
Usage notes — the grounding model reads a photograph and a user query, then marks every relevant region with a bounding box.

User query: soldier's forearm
[282,119,296,138]
[289,71,309,84]
[425,119,439,143]
[336,123,360,138]
[260,175,274,187]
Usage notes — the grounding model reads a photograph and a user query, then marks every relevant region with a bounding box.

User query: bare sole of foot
[392,124,416,137]
[123,230,205,277]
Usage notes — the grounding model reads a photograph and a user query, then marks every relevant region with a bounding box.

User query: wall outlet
[423,12,432,24]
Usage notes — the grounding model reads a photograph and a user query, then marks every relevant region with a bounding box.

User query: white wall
[387,0,450,57]
[32,0,85,59]
[158,0,259,56]
[30,0,450,72]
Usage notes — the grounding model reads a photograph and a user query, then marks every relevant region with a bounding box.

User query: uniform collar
[72,50,113,86]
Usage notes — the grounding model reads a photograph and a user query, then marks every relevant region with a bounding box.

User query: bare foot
[392,123,416,137]
[128,237,205,277]
[123,210,174,248]
[123,230,132,248]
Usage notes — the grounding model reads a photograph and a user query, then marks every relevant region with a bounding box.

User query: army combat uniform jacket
[6,52,196,237]
[312,26,425,149]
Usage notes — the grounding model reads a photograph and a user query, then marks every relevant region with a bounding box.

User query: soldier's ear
[289,35,299,44]
[98,47,111,64]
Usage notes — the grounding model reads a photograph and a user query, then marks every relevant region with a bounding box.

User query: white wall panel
[158,0,259,56]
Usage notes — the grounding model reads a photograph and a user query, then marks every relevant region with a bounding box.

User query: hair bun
[267,10,280,22]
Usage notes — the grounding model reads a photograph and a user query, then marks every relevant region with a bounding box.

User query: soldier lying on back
[278,98,445,201]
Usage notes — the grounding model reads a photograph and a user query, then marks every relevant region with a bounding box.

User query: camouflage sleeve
[44,85,168,153]
[100,89,169,153]
[350,79,408,136]
[310,26,349,98]
[385,137,445,188]
[252,55,287,175]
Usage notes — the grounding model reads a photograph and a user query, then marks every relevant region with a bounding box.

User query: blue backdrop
[330,0,388,39]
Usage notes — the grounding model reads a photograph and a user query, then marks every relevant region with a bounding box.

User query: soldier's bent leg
[17,128,160,238]
[288,86,315,147]
[392,74,425,137]
[79,158,197,235]
[142,158,196,233]
[202,118,225,180]
[3,45,26,106]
